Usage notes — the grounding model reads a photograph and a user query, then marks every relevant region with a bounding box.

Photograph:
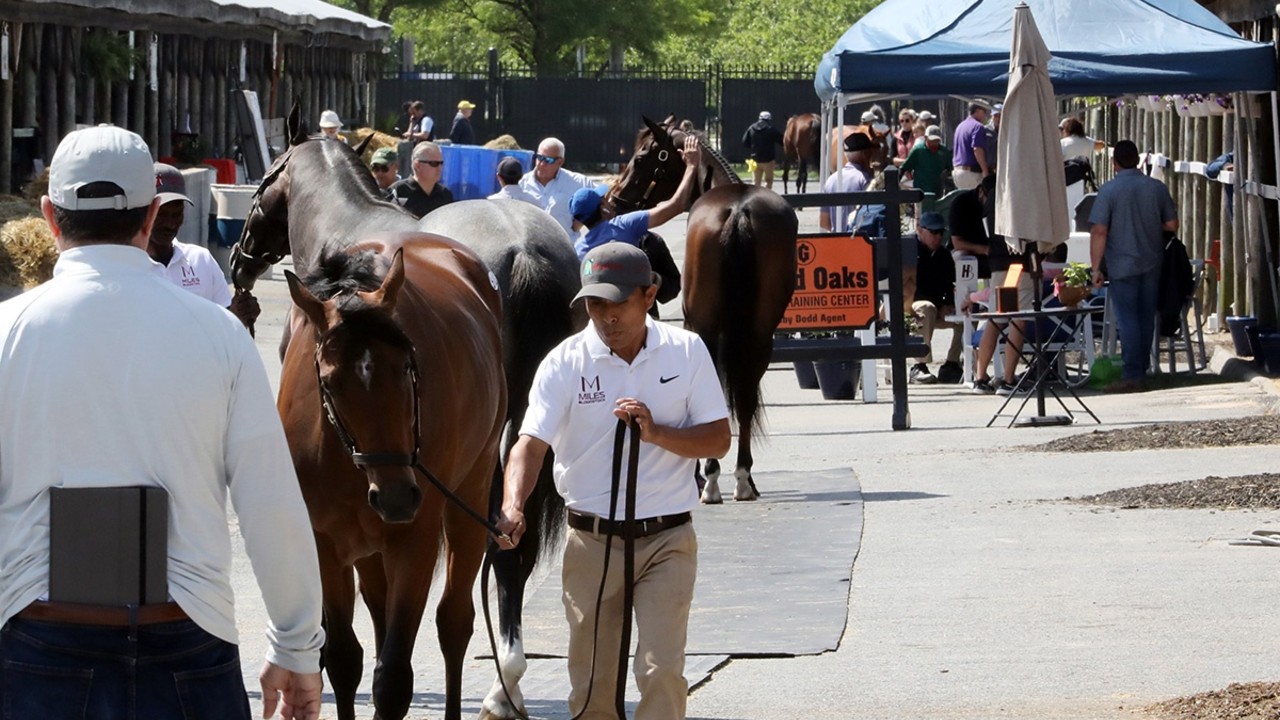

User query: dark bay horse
[782,113,820,194]
[418,200,585,720]
[282,241,506,720]
[610,115,798,504]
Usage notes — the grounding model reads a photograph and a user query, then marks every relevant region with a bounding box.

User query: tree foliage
[335,0,882,71]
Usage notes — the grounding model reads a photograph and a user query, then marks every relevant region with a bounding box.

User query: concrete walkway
[230,198,1280,719]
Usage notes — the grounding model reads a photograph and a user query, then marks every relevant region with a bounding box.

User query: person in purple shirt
[569,135,701,260]
[952,103,991,191]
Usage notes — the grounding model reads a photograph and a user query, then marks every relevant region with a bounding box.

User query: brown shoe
[1105,378,1146,394]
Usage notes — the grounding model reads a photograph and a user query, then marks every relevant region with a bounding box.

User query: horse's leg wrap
[733,466,759,501]
[700,457,723,504]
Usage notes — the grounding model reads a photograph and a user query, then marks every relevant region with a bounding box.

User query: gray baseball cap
[48,125,156,211]
[154,162,193,206]
[572,242,655,304]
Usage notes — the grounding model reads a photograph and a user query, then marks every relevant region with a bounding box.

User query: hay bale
[348,129,400,164]
[0,217,57,288]
[22,167,49,202]
[484,134,522,150]
[0,195,40,224]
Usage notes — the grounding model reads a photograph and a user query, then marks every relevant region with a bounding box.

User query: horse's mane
[696,137,742,185]
[302,250,414,351]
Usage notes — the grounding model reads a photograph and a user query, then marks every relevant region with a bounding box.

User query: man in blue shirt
[569,136,701,261]
[1089,139,1179,392]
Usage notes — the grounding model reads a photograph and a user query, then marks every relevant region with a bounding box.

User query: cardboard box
[49,487,168,605]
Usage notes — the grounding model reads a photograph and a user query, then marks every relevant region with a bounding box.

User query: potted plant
[1053,262,1093,308]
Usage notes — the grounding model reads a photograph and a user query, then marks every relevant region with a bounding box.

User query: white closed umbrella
[994,2,1069,255]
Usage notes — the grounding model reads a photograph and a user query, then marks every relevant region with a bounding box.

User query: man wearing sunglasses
[368,147,400,191]
[518,137,595,236]
[385,141,453,219]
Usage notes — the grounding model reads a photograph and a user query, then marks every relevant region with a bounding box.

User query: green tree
[651,0,879,66]
[342,0,445,25]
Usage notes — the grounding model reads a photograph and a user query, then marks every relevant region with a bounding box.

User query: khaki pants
[563,522,697,720]
[953,167,981,190]
[913,300,963,365]
[752,160,776,189]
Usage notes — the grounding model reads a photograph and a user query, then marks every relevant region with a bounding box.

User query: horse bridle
[229,155,292,279]
[313,338,423,468]
[311,332,511,542]
[612,145,673,214]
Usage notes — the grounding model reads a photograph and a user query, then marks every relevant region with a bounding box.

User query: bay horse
[609,115,798,504]
[782,113,820,194]
[417,200,585,720]
[281,241,506,720]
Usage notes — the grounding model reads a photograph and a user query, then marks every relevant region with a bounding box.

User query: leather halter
[613,146,672,214]
[229,155,292,279]
[314,337,422,468]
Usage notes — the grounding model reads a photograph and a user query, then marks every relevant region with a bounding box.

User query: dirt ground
[1033,404,1279,718]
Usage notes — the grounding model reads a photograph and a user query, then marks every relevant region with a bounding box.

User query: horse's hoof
[700,479,723,505]
[733,470,759,501]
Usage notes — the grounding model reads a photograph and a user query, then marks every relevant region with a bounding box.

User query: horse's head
[608,115,689,214]
[286,248,425,524]
[231,107,378,292]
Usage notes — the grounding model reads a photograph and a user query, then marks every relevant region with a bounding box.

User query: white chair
[945,255,981,384]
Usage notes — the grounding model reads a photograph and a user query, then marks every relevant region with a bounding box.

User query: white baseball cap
[48,125,156,211]
[860,110,878,124]
[319,110,343,129]
[759,111,772,121]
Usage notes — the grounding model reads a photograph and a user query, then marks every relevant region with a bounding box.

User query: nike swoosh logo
[660,375,679,384]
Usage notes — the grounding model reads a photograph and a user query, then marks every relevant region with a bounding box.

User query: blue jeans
[1108,269,1160,380]
[0,617,251,720]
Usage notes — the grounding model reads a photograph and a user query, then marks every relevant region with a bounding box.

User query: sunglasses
[534,154,561,165]
[371,164,392,171]
[415,159,444,167]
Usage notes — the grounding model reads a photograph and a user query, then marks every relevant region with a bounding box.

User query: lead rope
[477,418,636,720]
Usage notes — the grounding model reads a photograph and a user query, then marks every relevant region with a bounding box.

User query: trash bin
[1258,332,1280,376]
[210,184,259,281]
[1226,316,1258,356]
[815,360,861,400]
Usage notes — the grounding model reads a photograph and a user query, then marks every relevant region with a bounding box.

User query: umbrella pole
[1025,244,1048,418]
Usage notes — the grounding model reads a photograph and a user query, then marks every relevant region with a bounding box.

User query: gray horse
[419,199,584,720]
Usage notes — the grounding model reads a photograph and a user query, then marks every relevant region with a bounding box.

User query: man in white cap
[0,125,324,719]
[318,109,345,144]
[495,240,729,720]
[952,102,991,190]
[148,162,259,328]
[741,110,783,189]
[900,125,949,200]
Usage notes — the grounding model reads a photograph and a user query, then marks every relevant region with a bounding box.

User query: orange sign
[780,234,877,331]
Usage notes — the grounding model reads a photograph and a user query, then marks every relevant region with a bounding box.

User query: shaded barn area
[0,0,390,192]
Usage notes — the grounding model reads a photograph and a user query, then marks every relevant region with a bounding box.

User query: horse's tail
[717,200,762,438]
[505,247,569,556]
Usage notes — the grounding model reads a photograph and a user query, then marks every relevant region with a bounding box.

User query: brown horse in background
[782,113,820,194]
[610,115,798,504]
[281,240,505,720]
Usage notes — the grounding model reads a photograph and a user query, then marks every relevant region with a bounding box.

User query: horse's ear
[662,114,678,130]
[352,131,373,158]
[366,248,406,312]
[287,103,306,146]
[642,115,667,140]
[285,270,330,333]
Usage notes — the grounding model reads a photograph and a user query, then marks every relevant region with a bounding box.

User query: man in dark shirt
[949,174,1025,393]
[385,141,453,219]
[742,111,784,189]
[449,100,476,146]
[910,212,963,384]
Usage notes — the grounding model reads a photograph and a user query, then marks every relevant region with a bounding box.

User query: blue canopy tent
[815,0,1275,103]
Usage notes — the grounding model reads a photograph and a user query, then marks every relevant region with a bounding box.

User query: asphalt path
[229,186,1280,719]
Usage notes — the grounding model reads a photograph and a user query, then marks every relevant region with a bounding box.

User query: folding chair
[1151,259,1207,374]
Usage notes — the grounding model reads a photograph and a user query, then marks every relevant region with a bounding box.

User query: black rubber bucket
[815,360,861,400]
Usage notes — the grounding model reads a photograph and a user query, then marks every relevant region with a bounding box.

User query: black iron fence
[376,62,821,166]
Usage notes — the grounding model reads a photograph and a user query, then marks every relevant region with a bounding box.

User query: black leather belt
[18,601,188,627]
[566,509,690,539]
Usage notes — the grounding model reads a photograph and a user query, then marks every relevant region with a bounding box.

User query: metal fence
[376,63,820,166]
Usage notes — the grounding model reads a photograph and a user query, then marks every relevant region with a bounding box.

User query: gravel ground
[1037,408,1280,718]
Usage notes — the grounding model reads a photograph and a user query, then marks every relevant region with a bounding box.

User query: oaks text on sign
[779,234,877,331]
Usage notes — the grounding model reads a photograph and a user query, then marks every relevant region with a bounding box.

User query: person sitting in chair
[908,212,964,384]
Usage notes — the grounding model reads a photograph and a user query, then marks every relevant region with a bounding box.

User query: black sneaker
[936,361,963,384]
[971,377,995,394]
[910,363,938,384]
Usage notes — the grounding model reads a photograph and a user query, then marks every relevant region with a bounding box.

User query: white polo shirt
[520,317,728,518]
[154,240,232,307]
[518,168,596,235]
